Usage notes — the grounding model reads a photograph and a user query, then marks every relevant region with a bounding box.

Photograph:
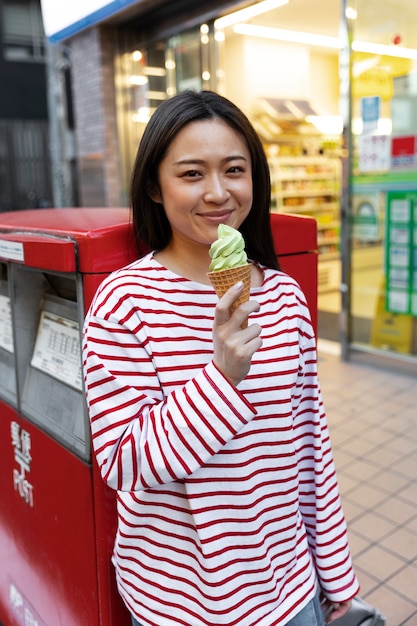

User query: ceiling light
[345,7,357,20]
[233,23,417,60]
[143,66,167,77]
[132,50,143,62]
[306,115,343,134]
[352,40,417,60]
[130,75,148,86]
[233,24,341,49]
[215,0,288,30]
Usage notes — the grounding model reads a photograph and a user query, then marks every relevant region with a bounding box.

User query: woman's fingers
[213,282,262,386]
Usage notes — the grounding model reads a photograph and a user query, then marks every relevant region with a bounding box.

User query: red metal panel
[0,233,77,271]
[279,251,318,335]
[0,208,137,274]
[271,212,318,334]
[0,408,99,626]
[270,212,317,256]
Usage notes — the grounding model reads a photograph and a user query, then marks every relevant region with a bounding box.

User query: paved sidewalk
[317,342,417,626]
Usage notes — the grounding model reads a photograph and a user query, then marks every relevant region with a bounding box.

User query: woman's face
[153,118,253,250]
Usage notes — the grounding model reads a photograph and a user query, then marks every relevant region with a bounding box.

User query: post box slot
[11,264,90,462]
[0,263,17,406]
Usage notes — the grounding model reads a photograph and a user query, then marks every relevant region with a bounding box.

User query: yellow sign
[370,279,413,353]
[353,53,413,100]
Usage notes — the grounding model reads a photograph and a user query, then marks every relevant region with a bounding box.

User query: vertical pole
[339,0,353,360]
[45,40,74,207]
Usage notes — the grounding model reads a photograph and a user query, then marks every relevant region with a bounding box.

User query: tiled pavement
[317,342,417,625]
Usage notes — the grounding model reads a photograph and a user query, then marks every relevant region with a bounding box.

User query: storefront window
[115,27,208,199]
[114,40,167,200]
[351,0,417,359]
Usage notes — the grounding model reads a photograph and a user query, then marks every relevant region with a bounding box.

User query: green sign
[385,191,417,316]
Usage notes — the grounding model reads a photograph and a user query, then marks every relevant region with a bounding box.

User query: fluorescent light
[352,117,392,135]
[352,40,417,60]
[143,66,167,77]
[215,0,288,30]
[130,75,148,86]
[345,7,357,20]
[232,23,417,60]
[133,108,151,123]
[306,115,343,134]
[233,23,341,49]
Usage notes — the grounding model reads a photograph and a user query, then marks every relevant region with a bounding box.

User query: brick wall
[70,26,123,207]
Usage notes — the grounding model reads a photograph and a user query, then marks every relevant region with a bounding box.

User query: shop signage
[40,0,140,42]
[358,134,391,172]
[361,96,380,133]
[370,281,413,354]
[385,190,417,316]
[353,68,393,100]
[391,135,417,169]
[352,194,381,242]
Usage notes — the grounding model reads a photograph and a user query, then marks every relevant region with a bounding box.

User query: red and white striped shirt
[82,253,359,626]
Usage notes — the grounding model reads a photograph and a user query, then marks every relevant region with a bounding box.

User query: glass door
[350,0,417,360]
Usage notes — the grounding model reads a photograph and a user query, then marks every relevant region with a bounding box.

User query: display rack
[269,155,341,292]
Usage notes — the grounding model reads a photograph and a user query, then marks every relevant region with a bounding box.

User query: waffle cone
[207,264,251,328]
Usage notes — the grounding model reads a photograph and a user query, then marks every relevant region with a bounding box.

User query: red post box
[0,208,316,626]
[270,212,318,334]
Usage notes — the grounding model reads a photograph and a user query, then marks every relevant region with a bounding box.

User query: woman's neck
[154,240,212,284]
[154,241,264,288]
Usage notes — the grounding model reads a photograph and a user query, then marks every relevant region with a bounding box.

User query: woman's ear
[148,182,162,204]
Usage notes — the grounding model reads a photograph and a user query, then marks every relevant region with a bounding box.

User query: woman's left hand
[322,599,352,623]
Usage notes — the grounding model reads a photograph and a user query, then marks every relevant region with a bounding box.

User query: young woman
[83,90,359,626]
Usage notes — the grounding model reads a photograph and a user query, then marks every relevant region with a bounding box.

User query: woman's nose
[203,174,230,204]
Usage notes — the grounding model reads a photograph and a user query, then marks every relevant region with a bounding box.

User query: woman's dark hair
[130,90,279,269]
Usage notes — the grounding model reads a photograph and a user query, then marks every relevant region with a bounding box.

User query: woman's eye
[183,170,200,178]
[228,165,244,174]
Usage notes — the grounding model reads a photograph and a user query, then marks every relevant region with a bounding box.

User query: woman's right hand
[212,281,262,387]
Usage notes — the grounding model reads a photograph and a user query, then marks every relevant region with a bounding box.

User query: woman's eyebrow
[173,155,248,166]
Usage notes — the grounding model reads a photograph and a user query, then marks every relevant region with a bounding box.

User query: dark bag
[329,597,386,626]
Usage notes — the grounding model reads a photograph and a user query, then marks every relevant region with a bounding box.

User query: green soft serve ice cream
[209,224,248,272]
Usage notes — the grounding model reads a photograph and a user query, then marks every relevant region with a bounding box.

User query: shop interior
[213,0,343,342]
[118,0,417,354]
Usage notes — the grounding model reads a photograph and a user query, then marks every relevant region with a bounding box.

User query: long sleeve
[83,314,256,491]
[292,332,359,602]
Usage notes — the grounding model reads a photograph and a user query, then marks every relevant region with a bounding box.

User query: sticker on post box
[0,294,14,353]
[11,421,34,507]
[0,239,24,262]
[30,310,82,391]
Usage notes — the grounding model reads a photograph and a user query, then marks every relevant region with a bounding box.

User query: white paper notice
[0,239,24,262]
[0,294,14,353]
[31,310,82,390]
[358,135,391,172]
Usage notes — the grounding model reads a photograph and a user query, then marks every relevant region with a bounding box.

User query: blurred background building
[0,0,52,211]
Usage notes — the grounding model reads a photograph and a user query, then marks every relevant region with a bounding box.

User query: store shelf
[269,155,341,292]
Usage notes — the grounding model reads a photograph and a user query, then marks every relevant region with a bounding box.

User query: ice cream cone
[207,263,251,328]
